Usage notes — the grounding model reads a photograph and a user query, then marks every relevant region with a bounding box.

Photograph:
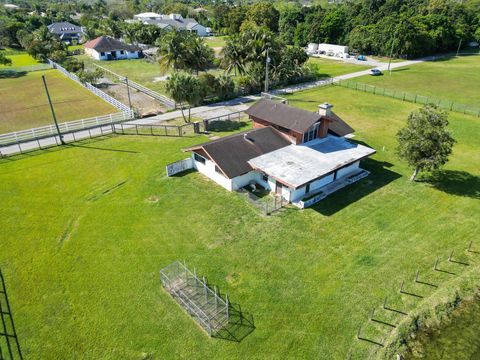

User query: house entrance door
[275,181,283,195]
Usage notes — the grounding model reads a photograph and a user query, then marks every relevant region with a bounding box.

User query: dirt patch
[146,195,160,203]
[102,83,167,117]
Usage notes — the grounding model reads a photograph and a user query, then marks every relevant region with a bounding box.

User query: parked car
[356,55,366,61]
[369,69,383,76]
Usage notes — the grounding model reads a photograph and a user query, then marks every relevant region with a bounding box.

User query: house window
[305,183,310,194]
[194,153,206,164]
[100,52,105,56]
[120,50,124,54]
[303,123,320,143]
[262,174,268,183]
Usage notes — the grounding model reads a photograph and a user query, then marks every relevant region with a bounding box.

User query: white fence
[0,112,130,146]
[93,63,176,109]
[48,59,134,116]
[166,158,194,176]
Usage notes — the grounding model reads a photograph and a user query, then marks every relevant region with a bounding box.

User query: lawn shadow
[0,69,27,78]
[310,157,401,216]
[418,170,480,199]
[66,143,139,154]
[208,120,248,132]
[213,303,255,342]
[169,168,197,178]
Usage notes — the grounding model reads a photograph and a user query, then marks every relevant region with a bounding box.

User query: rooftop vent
[243,134,255,143]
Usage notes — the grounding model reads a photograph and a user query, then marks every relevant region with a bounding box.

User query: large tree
[165,72,204,122]
[0,51,11,66]
[396,104,456,181]
[245,2,280,33]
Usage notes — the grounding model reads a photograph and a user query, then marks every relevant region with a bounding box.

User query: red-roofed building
[83,36,142,61]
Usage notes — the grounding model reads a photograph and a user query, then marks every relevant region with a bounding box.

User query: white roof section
[248,136,375,188]
[135,12,162,18]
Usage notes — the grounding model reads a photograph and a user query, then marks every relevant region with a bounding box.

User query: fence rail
[48,59,134,116]
[238,189,288,215]
[112,121,200,137]
[93,64,176,109]
[332,79,480,117]
[0,112,130,147]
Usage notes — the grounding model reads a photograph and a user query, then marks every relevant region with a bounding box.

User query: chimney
[318,103,333,117]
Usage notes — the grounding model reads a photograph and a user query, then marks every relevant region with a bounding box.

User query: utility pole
[456,39,462,57]
[387,31,397,76]
[264,48,271,93]
[42,75,65,145]
[125,76,132,110]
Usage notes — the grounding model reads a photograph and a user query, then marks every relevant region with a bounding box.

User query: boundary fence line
[93,63,176,109]
[48,59,134,116]
[332,79,480,117]
[0,112,130,147]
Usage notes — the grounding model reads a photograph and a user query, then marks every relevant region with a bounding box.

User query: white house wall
[88,49,140,61]
[336,161,360,179]
[192,156,233,191]
[311,173,335,191]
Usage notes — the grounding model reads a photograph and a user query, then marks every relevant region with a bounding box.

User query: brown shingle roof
[245,99,322,133]
[326,112,355,137]
[83,36,141,52]
[185,127,291,178]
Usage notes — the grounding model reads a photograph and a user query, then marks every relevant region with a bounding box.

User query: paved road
[0,55,438,157]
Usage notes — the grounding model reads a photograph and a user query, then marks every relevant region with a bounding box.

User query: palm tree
[221,37,246,76]
[187,37,214,75]
[156,30,188,73]
[166,72,205,122]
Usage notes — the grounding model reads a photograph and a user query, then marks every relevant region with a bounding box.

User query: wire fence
[112,121,200,137]
[238,189,288,215]
[160,261,230,336]
[48,59,134,116]
[332,79,480,117]
[93,63,176,109]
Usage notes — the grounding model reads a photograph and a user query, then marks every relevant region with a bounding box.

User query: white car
[369,69,383,76]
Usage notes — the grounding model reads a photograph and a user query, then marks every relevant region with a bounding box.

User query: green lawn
[0,69,117,133]
[307,57,372,78]
[1,85,479,359]
[0,53,40,68]
[355,55,480,105]
[204,36,228,49]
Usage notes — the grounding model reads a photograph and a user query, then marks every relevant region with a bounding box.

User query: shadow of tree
[419,170,480,199]
[0,70,27,78]
[213,303,255,342]
[208,120,248,132]
[310,158,401,216]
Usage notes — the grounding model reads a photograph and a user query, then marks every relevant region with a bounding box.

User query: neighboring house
[83,36,143,61]
[132,13,209,36]
[48,21,85,44]
[184,99,376,208]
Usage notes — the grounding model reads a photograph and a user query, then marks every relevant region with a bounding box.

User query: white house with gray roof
[132,13,209,36]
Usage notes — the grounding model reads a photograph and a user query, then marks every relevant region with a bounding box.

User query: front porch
[292,169,370,208]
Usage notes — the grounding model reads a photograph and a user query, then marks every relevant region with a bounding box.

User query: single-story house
[307,43,349,58]
[83,36,142,61]
[184,99,376,208]
[133,13,209,37]
[48,21,85,44]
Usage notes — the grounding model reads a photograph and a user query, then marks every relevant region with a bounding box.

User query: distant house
[83,36,142,61]
[184,99,376,208]
[132,13,209,37]
[48,22,85,44]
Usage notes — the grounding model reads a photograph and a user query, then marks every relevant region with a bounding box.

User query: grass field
[356,55,480,105]
[0,70,117,134]
[307,57,372,77]
[204,36,228,49]
[0,53,40,68]
[1,84,479,359]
